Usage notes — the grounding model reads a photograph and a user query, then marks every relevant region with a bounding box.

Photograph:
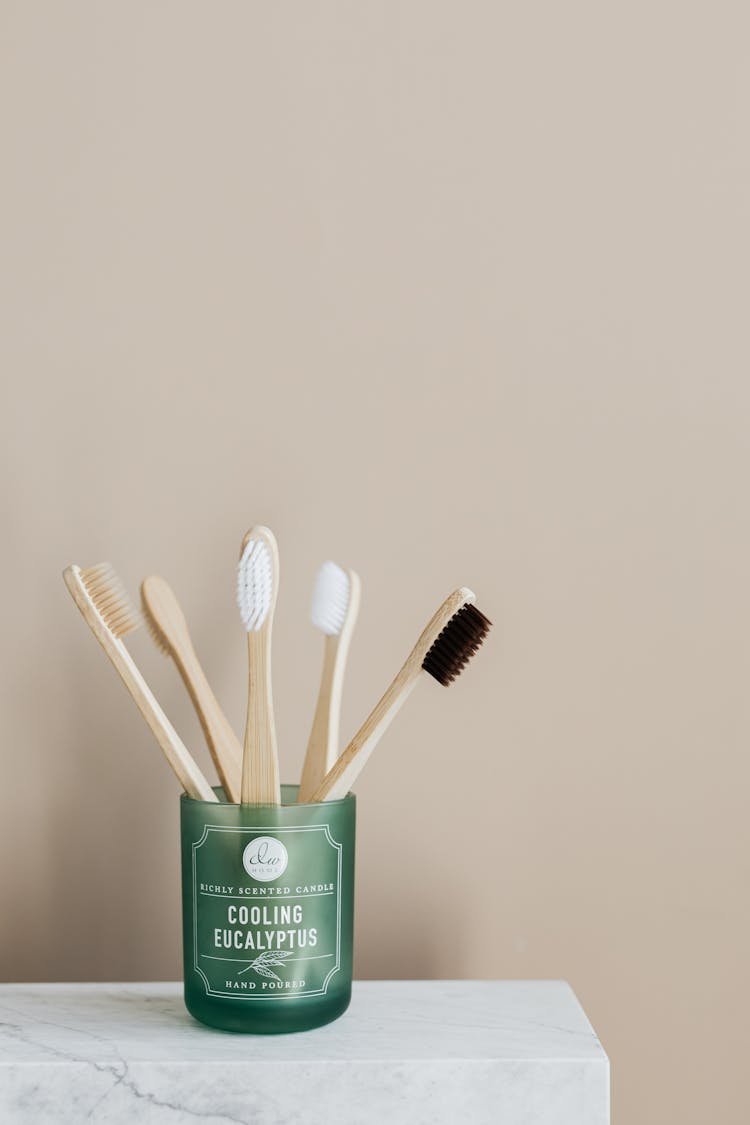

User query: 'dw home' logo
[242,836,289,882]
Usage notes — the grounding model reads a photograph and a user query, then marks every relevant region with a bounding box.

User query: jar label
[191,823,342,1000]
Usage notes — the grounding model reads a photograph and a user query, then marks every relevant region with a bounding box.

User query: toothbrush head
[140,575,180,656]
[237,530,275,632]
[421,601,492,686]
[310,561,352,636]
[73,562,142,639]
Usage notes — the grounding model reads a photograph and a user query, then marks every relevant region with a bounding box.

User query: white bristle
[237,539,273,631]
[311,561,350,636]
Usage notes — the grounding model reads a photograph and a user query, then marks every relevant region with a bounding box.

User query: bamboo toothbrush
[63,563,217,802]
[237,526,281,805]
[141,575,242,802]
[297,562,361,803]
[308,587,491,803]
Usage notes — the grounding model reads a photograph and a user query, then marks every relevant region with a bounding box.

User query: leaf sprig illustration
[244,949,294,981]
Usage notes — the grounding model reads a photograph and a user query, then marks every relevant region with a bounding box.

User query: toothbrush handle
[242,630,281,804]
[105,638,217,801]
[114,643,218,801]
[173,644,243,802]
[297,635,341,802]
[308,665,422,802]
[307,588,474,803]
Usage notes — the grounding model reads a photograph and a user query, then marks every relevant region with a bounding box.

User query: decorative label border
[191,824,342,1001]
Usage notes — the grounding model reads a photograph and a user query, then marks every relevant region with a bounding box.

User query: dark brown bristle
[422,603,492,686]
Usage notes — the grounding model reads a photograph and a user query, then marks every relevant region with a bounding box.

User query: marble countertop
[0,980,609,1124]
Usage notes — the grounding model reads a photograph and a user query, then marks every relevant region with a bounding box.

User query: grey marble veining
[0,980,609,1123]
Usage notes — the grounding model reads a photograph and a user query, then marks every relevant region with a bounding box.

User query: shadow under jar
[180,785,355,1033]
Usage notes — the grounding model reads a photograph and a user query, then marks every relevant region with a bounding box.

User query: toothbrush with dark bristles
[307,587,491,802]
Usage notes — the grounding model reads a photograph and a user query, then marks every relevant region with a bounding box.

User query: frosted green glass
[180,785,355,1033]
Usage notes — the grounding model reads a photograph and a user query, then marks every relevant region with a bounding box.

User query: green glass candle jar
[180,785,355,1034]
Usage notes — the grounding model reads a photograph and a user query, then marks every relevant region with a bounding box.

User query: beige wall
[2,3,749,1121]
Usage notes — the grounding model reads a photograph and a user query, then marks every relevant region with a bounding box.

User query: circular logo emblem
[242,836,288,882]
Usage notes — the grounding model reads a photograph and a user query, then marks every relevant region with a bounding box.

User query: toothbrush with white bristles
[297,562,361,803]
[237,526,281,805]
